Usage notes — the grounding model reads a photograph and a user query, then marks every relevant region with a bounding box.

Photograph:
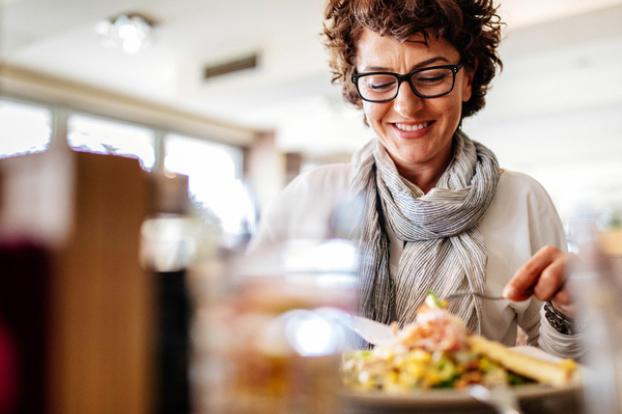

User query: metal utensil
[468,384,523,414]
[313,308,395,346]
[444,290,506,301]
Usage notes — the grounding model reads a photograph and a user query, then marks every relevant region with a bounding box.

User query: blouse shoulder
[492,168,566,250]
[288,163,351,192]
[498,169,549,195]
[497,169,559,213]
[249,163,352,249]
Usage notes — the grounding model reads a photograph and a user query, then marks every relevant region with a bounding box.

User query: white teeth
[395,122,429,131]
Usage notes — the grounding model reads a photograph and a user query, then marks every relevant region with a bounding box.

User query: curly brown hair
[323,0,503,119]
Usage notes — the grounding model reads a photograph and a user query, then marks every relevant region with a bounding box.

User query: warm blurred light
[95,13,156,55]
[141,216,198,272]
[283,310,344,357]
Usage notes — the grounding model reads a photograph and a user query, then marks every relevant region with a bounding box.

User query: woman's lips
[391,121,434,139]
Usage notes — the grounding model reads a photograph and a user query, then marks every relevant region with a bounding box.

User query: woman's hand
[503,245,575,318]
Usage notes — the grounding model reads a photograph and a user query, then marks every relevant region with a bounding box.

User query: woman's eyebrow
[361,56,451,72]
[410,56,450,69]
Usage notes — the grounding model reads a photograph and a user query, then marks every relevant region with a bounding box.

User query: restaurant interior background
[1,1,622,414]
[2,0,622,234]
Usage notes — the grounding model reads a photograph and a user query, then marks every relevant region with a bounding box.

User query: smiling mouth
[394,121,433,132]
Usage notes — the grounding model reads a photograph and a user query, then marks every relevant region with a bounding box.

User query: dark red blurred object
[0,318,18,414]
[0,239,50,414]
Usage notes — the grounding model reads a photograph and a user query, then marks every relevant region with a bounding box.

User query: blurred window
[67,113,155,169]
[0,99,52,158]
[164,134,253,236]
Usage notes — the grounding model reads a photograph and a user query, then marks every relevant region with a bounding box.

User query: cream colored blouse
[250,164,582,359]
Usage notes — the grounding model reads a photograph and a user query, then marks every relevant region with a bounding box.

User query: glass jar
[141,172,206,414]
[568,206,622,414]
[196,238,359,414]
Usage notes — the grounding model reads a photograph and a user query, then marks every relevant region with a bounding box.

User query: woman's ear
[362,112,369,127]
[461,60,478,103]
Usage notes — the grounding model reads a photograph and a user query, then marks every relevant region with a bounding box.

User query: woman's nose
[393,81,424,117]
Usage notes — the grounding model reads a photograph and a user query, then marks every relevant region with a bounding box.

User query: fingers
[503,245,564,301]
[503,245,575,318]
[533,256,566,300]
[551,286,576,318]
[554,286,572,304]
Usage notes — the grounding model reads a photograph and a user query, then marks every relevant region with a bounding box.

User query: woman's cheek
[363,102,390,133]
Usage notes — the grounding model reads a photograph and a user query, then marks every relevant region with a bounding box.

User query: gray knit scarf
[350,131,500,333]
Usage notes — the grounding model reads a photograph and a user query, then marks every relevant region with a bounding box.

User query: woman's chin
[392,151,434,169]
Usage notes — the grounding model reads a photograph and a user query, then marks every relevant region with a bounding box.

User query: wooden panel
[1,150,153,414]
[46,152,152,414]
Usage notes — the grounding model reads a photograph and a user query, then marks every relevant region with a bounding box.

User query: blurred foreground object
[0,241,47,414]
[194,239,359,414]
[0,149,152,414]
[569,206,622,414]
[141,173,200,414]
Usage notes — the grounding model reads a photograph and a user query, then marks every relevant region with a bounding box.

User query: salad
[342,293,576,391]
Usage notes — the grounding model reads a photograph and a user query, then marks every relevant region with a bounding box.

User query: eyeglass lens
[357,67,456,101]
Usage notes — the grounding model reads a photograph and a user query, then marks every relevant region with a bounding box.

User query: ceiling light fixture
[95,12,158,55]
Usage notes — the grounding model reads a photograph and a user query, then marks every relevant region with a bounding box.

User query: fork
[468,384,523,414]
[444,290,506,301]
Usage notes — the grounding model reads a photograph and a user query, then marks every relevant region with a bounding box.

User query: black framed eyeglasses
[351,62,464,103]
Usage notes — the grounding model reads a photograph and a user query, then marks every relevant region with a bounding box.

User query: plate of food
[341,294,582,414]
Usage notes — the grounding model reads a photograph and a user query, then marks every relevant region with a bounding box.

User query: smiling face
[355,29,474,183]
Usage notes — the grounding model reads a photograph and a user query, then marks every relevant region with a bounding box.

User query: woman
[251,0,580,358]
